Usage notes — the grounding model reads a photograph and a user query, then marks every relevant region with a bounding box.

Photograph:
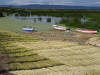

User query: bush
[0,12,4,17]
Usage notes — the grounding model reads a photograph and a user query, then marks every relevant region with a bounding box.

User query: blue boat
[23,27,34,32]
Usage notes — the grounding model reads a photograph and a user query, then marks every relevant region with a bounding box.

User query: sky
[0,0,100,6]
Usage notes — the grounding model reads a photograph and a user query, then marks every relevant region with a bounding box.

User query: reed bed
[17,38,100,75]
[0,30,100,75]
[16,41,79,50]
[8,51,37,57]
[0,30,62,72]
[9,60,63,70]
[8,55,48,63]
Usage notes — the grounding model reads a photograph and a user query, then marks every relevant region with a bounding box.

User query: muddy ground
[20,30,98,45]
[0,53,9,75]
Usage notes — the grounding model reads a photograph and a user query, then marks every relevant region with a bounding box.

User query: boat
[76,28,97,34]
[52,25,69,31]
[23,27,34,32]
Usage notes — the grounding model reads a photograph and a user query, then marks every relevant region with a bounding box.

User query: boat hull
[53,27,66,30]
[76,28,97,34]
[23,27,34,32]
[52,25,67,31]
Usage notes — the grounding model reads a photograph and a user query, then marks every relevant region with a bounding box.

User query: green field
[0,17,54,32]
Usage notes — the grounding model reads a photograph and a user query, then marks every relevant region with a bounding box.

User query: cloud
[8,0,41,5]
[0,0,100,6]
[0,0,11,5]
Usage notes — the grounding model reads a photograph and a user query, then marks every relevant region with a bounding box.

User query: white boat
[52,25,68,31]
[76,28,97,34]
[23,27,34,32]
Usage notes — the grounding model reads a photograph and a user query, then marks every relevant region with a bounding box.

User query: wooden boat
[76,28,97,34]
[52,25,68,31]
[23,27,34,32]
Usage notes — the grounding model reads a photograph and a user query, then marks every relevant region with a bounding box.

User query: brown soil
[0,53,9,75]
[19,30,97,45]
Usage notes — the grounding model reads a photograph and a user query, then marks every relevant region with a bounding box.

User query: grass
[17,39,100,75]
[16,41,79,50]
[0,17,53,32]
[9,60,63,70]
[4,46,26,50]
[8,55,48,63]
[0,26,100,74]
[2,44,17,47]
[8,51,37,57]
[4,48,32,54]
[0,30,63,72]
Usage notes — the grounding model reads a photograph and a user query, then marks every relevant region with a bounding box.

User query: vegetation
[8,55,48,63]
[0,27,99,75]
[9,60,62,70]
[0,30,63,71]
[1,7,100,32]
[38,17,42,21]
[0,12,4,17]
[17,40,100,75]
[47,18,51,23]
[0,17,53,32]
[0,7,100,74]
[8,51,37,57]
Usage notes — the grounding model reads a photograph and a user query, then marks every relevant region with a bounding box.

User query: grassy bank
[0,30,100,75]
[0,30,63,71]
[14,37,100,75]
[0,17,53,32]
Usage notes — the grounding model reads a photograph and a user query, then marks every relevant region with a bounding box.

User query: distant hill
[0,4,100,9]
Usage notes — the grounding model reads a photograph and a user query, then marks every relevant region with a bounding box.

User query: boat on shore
[76,28,97,34]
[23,27,34,32]
[52,25,70,31]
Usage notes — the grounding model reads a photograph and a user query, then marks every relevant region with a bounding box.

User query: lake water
[1,13,98,33]
[9,14,89,24]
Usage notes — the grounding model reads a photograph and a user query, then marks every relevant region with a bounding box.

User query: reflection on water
[10,14,67,24]
[9,14,89,24]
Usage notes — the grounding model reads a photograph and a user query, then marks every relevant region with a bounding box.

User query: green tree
[0,12,4,17]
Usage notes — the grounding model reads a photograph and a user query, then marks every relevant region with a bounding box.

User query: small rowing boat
[76,28,97,34]
[23,27,34,32]
[52,25,70,31]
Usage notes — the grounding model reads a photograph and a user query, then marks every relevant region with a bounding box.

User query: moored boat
[23,27,34,32]
[52,25,70,31]
[76,28,97,34]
